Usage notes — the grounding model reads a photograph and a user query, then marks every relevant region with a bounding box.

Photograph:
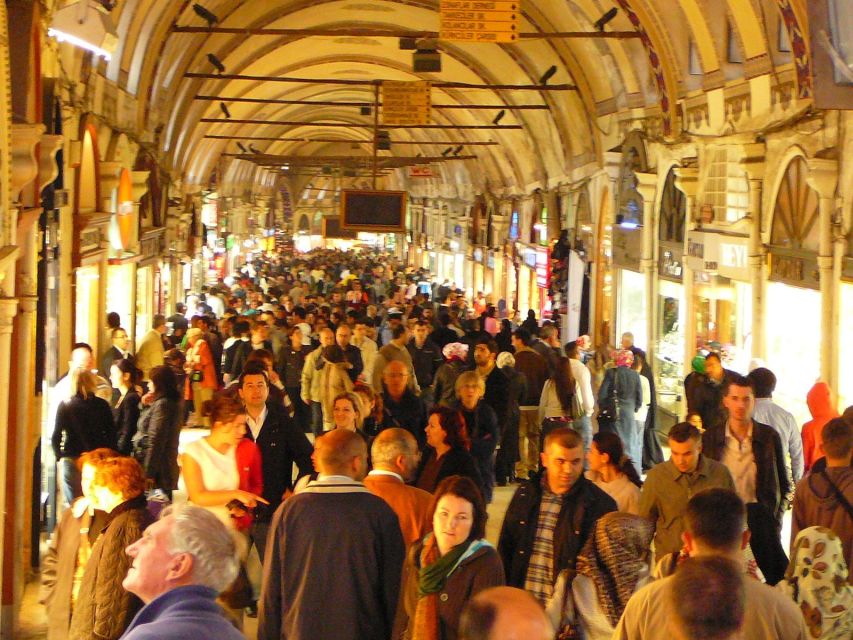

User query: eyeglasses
[386,373,409,379]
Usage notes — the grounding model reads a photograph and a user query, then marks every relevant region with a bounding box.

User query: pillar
[635,171,658,364]
[741,144,767,363]
[806,159,839,388]
[674,166,699,380]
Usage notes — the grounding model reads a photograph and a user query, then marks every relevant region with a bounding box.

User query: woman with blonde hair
[453,371,498,503]
[52,368,116,506]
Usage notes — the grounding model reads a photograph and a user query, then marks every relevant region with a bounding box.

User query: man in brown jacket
[364,428,432,546]
[792,417,853,579]
[511,328,549,479]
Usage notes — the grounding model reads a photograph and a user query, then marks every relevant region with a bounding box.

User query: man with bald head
[364,428,432,546]
[259,430,405,640]
[459,586,555,640]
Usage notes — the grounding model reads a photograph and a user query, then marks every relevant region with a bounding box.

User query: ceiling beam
[185,73,576,91]
[194,94,549,110]
[201,118,521,129]
[227,154,477,164]
[172,26,640,40]
[205,134,500,145]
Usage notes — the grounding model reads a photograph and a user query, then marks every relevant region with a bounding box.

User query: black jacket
[132,396,183,491]
[685,369,738,432]
[341,343,364,382]
[244,401,314,520]
[380,390,428,448]
[701,419,790,522]
[276,345,311,388]
[481,366,510,433]
[52,394,116,458]
[415,446,484,496]
[497,473,616,588]
[112,391,141,456]
[407,339,443,388]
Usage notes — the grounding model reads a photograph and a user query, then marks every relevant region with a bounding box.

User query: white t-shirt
[180,438,239,525]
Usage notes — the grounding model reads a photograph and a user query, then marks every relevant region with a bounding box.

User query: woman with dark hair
[416,407,484,497]
[110,358,142,455]
[395,475,504,640]
[597,350,642,474]
[495,319,514,354]
[585,432,642,514]
[131,365,183,495]
[538,356,579,437]
[454,371,498,503]
[520,309,539,336]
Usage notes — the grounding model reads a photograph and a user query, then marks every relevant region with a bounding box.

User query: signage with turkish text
[769,249,820,290]
[381,81,431,126]
[440,0,520,43]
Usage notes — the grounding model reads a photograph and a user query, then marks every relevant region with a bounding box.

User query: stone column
[740,144,767,363]
[674,166,699,379]
[806,159,839,387]
[635,171,658,365]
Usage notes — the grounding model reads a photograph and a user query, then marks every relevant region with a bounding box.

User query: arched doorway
[765,156,822,424]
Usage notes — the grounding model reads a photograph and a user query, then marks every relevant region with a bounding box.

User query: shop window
[693,277,752,374]
[727,21,744,64]
[574,189,592,257]
[509,210,519,240]
[777,17,792,53]
[827,0,853,85]
[840,283,853,410]
[617,140,647,226]
[656,279,686,413]
[770,157,819,252]
[658,169,686,243]
[688,40,702,75]
[703,148,749,223]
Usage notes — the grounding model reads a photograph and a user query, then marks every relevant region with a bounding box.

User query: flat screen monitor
[322,216,358,239]
[340,190,407,232]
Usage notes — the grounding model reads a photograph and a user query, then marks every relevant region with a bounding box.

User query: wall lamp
[48,0,118,61]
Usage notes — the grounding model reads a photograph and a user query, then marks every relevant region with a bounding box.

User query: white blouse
[180,438,239,525]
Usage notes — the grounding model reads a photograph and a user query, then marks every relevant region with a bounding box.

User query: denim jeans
[57,457,82,507]
[310,401,323,438]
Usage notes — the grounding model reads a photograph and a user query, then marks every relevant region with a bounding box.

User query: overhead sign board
[408,165,434,178]
[440,0,521,43]
[381,81,431,126]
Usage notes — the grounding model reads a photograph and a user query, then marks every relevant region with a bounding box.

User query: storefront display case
[656,279,686,416]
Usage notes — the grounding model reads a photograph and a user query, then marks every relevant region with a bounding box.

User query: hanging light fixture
[48,0,118,61]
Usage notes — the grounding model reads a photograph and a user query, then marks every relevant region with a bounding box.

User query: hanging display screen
[341,190,407,232]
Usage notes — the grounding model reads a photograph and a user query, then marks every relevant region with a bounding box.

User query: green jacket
[638,455,735,559]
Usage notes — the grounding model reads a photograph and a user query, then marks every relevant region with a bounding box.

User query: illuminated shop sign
[686,231,750,280]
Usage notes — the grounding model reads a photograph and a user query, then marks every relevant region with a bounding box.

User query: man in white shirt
[748,367,804,486]
[566,341,595,456]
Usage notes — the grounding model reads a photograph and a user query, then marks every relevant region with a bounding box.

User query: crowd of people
[42,247,853,639]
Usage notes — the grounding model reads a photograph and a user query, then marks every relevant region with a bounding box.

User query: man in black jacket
[238,363,314,562]
[497,427,616,604]
[407,320,443,402]
[701,374,790,584]
[379,360,428,447]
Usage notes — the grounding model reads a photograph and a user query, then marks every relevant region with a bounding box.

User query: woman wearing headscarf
[548,512,653,640]
[777,526,853,639]
[433,343,469,408]
[395,475,504,640]
[597,349,642,473]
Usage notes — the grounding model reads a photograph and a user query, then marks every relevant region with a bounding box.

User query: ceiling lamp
[48,0,118,61]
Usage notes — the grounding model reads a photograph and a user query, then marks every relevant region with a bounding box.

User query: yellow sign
[440,0,520,43]
[381,81,431,126]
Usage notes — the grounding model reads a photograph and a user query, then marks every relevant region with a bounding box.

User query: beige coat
[317,360,354,429]
[134,329,165,380]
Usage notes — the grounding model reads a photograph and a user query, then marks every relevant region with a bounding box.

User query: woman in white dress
[585,431,642,514]
[180,394,267,525]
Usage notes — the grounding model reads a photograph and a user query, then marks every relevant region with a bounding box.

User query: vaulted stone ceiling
[79,0,807,196]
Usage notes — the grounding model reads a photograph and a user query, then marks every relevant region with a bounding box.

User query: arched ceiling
[63,0,806,198]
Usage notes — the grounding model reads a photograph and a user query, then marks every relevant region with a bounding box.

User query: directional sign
[440,0,521,43]
[408,165,434,178]
[381,81,431,126]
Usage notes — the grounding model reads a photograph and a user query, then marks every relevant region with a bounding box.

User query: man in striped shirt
[497,427,616,604]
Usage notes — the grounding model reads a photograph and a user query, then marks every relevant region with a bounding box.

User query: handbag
[571,384,585,421]
[597,370,620,423]
[190,369,204,383]
[546,569,584,639]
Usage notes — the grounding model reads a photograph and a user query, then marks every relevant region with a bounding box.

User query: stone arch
[764,144,809,244]
[76,122,101,214]
[768,153,820,253]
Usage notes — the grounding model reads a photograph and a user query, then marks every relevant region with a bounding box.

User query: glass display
[766,282,822,426]
[617,269,647,350]
[656,280,685,415]
[693,275,752,374]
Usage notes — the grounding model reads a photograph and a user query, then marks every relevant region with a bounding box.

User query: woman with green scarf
[395,475,504,640]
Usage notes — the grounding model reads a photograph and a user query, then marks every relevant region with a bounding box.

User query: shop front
[841,257,853,410]
[764,251,822,424]
[515,242,546,318]
[74,216,111,350]
[686,230,753,375]
[473,247,485,297]
[656,244,686,417]
[612,226,647,349]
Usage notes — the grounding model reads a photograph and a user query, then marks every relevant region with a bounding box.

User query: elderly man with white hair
[119,504,244,639]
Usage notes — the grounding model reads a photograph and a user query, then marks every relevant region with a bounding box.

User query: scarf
[412,535,475,640]
[778,526,853,640]
[575,512,653,627]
